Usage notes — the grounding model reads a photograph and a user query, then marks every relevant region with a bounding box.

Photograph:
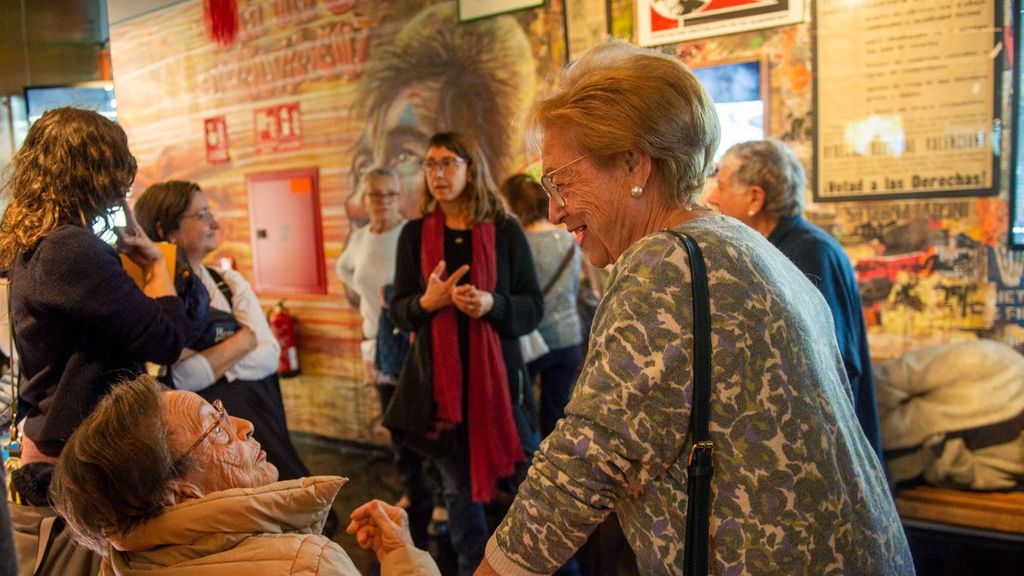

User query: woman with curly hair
[0,107,204,466]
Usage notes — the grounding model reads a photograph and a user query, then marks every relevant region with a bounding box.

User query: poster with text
[814,0,1002,202]
[637,0,805,47]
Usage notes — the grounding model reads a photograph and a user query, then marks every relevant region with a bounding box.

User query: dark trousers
[434,435,489,576]
[528,344,583,438]
[377,383,437,549]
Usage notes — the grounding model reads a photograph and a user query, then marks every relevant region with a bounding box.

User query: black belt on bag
[665,229,714,576]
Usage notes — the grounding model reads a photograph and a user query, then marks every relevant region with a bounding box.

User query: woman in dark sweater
[384,132,543,576]
[0,107,204,465]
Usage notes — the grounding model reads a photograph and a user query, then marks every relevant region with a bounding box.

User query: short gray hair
[527,39,720,208]
[723,139,806,218]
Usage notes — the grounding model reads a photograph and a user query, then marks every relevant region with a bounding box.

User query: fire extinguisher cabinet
[268,300,301,378]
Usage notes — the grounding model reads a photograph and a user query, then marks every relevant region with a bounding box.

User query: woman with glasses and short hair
[49,374,441,575]
[133,181,317,515]
[385,132,543,575]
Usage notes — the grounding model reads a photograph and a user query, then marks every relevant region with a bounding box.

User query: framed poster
[692,57,768,162]
[457,0,544,22]
[814,0,1003,202]
[637,0,805,47]
[565,0,610,61]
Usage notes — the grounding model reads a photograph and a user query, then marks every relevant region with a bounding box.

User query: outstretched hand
[346,499,415,562]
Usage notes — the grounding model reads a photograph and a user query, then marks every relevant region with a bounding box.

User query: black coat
[384,214,543,436]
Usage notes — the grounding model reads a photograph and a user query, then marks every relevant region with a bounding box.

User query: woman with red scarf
[385,132,543,576]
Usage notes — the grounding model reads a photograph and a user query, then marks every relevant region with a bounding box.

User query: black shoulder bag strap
[206,267,234,309]
[665,229,713,576]
[541,243,576,297]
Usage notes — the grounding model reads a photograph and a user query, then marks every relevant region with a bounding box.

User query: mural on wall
[110,0,1018,438]
[345,1,539,228]
[109,0,564,440]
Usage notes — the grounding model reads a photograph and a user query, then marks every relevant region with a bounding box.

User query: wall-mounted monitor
[23,83,116,124]
[1010,1,1024,247]
[692,58,768,162]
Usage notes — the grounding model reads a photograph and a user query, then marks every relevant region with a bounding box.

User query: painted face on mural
[347,81,443,228]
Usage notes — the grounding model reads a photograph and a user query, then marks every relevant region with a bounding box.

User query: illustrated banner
[814,0,1001,201]
[637,0,805,47]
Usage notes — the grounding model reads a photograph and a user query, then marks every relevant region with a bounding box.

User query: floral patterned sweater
[486,215,914,576]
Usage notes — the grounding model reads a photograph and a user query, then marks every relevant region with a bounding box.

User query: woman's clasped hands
[418,260,493,318]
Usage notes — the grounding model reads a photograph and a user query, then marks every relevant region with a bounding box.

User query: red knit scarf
[421,209,524,502]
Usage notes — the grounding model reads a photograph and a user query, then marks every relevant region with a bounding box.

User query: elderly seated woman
[48,374,439,576]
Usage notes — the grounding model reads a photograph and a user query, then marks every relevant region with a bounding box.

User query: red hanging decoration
[203,0,238,47]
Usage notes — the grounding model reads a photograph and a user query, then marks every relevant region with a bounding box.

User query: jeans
[434,433,489,576]
[528,344,583,438]
[435,399,538,576]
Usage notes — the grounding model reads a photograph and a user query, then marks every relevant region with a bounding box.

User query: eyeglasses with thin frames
[182,209,216,224]
[540,155,587,207]
[177,399,227,461]
[366,191,400,202]
[420,157,466,173]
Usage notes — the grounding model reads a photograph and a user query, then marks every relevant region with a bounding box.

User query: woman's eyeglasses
[178,399,227,461]
[182,209,216,224]
[540,155,587,207]
[366,191,401,202]
[420,157,466,173]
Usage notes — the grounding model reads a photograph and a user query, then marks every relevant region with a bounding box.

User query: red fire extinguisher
[268,300,301,377]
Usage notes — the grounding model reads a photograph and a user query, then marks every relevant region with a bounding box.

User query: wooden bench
[894,485,1024,576]
[894,485,1024,535]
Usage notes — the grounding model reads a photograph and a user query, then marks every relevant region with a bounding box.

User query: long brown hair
[419,131,506,224]
[0,107,137,270]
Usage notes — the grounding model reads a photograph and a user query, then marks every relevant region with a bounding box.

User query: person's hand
[345,499,415,562]
[115,201,165,271]
[452,284,493,319]
[362,359,379,387]
[419,260,470,312]
[236,325,257,352]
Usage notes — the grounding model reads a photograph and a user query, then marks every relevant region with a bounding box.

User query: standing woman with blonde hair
[385,132,543,576]
[479,41,911,575]
[0,107,205,575]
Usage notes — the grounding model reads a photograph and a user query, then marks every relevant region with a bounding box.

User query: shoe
[427,519,449,538]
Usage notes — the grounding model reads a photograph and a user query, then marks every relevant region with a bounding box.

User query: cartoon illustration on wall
[346,1,537,228]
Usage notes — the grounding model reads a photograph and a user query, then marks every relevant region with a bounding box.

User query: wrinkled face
[168,191,220,261]
[705,154,755,227]
[423,145,470,207]
[543,129,631,268]
[347,82,443,227]
[364,174,403,227]
[164,390,278,495]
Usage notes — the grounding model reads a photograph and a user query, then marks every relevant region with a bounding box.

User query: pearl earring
[630,185,644,198]
[747,210,756,217]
